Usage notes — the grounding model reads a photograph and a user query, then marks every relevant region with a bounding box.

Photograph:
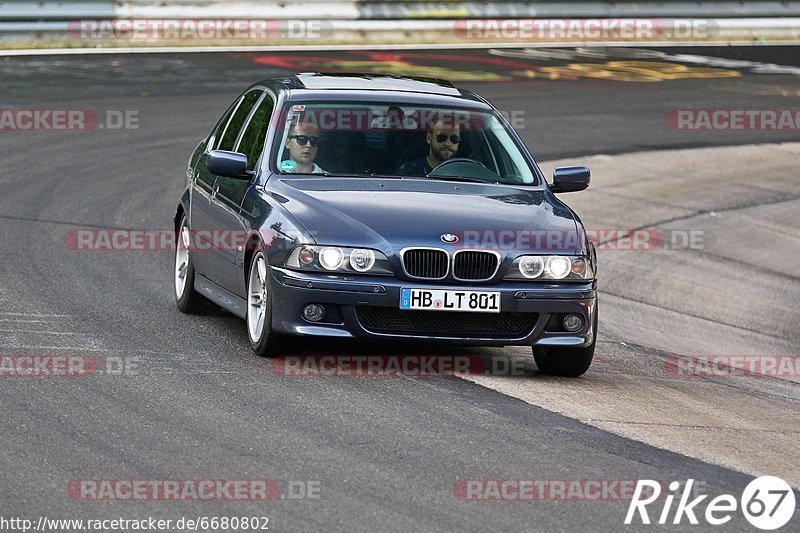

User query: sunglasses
[289,134,321,147]
[434,134,461,144]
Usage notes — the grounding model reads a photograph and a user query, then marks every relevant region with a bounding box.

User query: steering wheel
[429,158,486,174]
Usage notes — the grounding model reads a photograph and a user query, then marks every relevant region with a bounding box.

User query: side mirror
[207,150,251,180]
[551,166,590,193]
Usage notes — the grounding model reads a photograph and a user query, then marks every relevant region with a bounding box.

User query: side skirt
[195,275,247,319]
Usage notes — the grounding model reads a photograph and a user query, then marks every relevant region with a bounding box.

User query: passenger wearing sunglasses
[283,123,327,174]
[396,119,461,176]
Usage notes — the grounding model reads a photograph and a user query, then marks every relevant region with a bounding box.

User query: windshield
[270,102,539,185]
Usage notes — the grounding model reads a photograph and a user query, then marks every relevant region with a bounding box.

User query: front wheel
[246,247,283,357]
[533,303,598,377]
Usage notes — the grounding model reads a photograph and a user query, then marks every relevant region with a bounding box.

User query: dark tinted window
[210,99,239,150]
[217,90,262,152]
[236,94,274,170]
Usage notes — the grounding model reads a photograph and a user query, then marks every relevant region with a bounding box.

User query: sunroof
[295,73,462,96]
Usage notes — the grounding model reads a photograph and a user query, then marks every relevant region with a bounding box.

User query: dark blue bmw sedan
[174,73,597,376]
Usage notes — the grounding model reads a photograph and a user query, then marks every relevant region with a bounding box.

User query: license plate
[400,288,501,313]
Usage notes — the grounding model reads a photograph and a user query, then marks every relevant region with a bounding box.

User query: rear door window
[236,94,275,170]
[216,90,262,152]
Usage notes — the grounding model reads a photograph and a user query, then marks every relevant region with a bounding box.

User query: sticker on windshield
[280,160,297,172]
[292,105,306,112]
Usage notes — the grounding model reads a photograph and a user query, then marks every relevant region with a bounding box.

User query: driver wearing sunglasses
[283,122,327,174]
[396,117,461,176]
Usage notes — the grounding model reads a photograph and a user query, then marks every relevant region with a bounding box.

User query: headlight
[298,246,315,265]
[319,247,344,270]
[519,256,544,278]
[546,256,571,279]
[505,255,594,280]
[571,257,587,276]
[285,245,393,275]
[350,249,376,272]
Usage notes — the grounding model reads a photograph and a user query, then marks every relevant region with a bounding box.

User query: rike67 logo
[625,477,796,530]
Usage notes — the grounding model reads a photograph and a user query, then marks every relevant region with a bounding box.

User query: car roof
[257,73,489,108]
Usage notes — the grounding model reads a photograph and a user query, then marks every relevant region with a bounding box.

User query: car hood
[269,177,582,254]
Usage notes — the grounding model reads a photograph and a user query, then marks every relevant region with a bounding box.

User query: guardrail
[2,1,800,46]
[357,1,800,19]
[1,1,114,19]
[4,1,800,20]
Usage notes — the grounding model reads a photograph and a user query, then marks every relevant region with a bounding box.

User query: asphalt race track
[0,46,799,531]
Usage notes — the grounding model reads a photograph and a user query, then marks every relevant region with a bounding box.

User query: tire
[174,214,210,314]
[246,245,284,357]
[533,302,598,377]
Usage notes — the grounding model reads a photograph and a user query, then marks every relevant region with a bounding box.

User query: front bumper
[270,267,597,347]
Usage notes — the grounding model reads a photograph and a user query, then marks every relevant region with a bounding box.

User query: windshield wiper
[315,172,405,179]
[424,175,495,184]
[369,173,405,179]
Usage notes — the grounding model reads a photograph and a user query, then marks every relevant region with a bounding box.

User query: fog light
[563,314,584,332]
[302,304,326,322]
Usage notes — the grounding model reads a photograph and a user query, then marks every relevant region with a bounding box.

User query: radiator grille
[454,251,499,280]
[402,248,448,279]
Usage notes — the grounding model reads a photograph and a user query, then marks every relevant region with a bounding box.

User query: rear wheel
[533,303,598,377]
[174,214,209,314]
[246,246,283,357]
